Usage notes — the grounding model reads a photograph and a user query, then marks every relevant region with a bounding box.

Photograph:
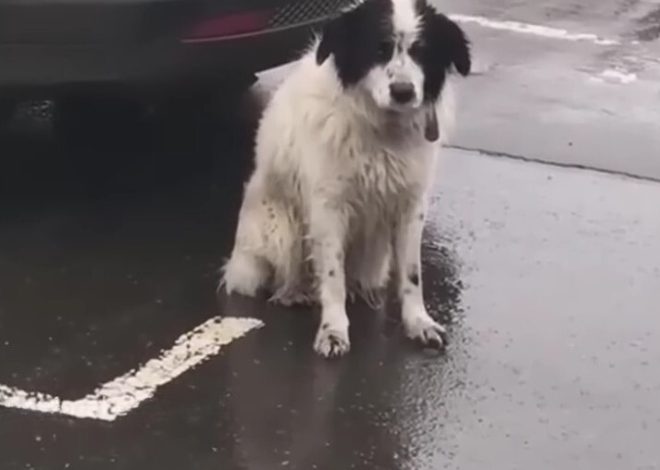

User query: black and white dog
[223,0,471,358]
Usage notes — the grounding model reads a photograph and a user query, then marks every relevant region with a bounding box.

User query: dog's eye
[409,40,425,60]
[377,40,393,60]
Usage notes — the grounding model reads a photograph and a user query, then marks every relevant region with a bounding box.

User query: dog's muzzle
[389,82,416,105]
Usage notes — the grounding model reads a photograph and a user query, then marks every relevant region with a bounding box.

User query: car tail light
[182,10,273,42]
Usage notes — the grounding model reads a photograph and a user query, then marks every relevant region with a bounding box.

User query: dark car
[0,0,350,131]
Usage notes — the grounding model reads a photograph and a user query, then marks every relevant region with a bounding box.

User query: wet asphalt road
[2,1,660,469]
[446,0,660,180]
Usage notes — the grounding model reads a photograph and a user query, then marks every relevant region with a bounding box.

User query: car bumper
[0,0,347,94]
[0,23,319,94]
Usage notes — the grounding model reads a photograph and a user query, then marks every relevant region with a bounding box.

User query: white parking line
[449,14,620,46]
[0,316,263,422]
[590,68,638,84]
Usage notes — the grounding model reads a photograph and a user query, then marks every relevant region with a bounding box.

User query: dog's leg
[395,202,446,349]
[348,227,391,309]
[309,204,350,358]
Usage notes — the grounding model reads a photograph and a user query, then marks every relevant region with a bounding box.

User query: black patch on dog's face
[415,1,471,102]
[317,0,470,105]
[316,0,394,87]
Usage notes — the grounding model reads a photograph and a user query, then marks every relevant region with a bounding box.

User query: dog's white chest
[339,138,431,217]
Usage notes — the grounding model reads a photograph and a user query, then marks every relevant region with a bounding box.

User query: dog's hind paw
[270,286,316,306]
[222,253,269,298]
[404,313,447,351]
[354,286,385,310]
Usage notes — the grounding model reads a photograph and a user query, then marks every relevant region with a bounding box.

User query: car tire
[53,94,146,148]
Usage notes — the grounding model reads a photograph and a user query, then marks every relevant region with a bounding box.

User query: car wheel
[53,94,146,148]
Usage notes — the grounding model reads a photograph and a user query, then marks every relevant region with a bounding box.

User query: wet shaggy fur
[222,0,471,358]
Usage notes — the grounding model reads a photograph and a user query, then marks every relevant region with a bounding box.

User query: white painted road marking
[449,14,620,46]
[590,68,638,84]
[0,316,263,422]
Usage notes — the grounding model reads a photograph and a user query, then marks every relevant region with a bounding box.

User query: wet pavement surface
[2,1,660,469]
[443,0,660,180]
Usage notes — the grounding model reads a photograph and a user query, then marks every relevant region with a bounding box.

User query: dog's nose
[390,82,415,104]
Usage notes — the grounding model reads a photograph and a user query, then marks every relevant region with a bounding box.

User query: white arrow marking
[0,316,263,422]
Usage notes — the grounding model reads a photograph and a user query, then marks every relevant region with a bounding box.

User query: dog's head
[317,0,470,138]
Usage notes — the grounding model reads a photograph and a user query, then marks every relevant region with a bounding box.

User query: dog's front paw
[403,311,447,350]
[314,323,350,358]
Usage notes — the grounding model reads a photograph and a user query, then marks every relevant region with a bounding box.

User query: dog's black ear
[316,1,393,86]
[316,14,347,65]
[439,14,471,76]
[427,13,471,76]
